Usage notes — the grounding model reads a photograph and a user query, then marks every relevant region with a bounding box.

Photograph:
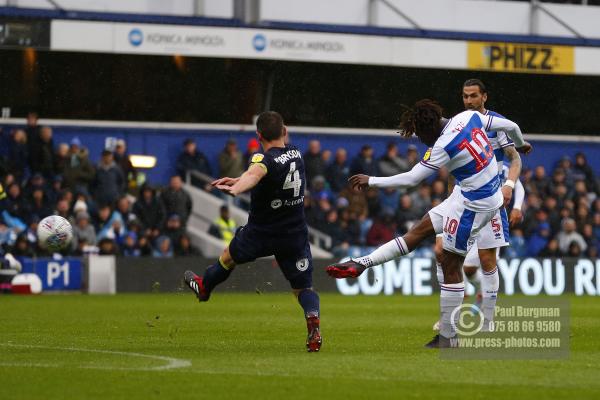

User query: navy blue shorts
[228,224,313,289]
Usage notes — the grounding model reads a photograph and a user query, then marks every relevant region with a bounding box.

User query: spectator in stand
[25,188,52,223]
[113,139,137,189]
[338,183,368,221]
[526,222,551,256]
[94,150,125,207]
[8,129,29,184]
[366,211,396,247]
[325,148,349,193]
[365,187,381,220]
[542,197,562,233]
[377,142,408,176]
[208,205,236,244]
[98,238,118,255]
[243,138,261,167]
[115,196,135,226]
[405,144,419,169]
[153,235,173,258]
[410,183,432,216]
[53,143,69,178]
[593,213,600,242]
[95,204,125,245]
[431,179,447,201]
[556,157,575,189]
[536,237,559,257]
[582,223,599,257]
[338,208,361,246]
[504,228,527,258]
[379,187,400,216]
[304,140,326,189]
[4,183,28,227]
[176,138,211,179]
[164,213,185,247]
[132,184,165,240]
[137,235,153,256]
[63,137,95,195]
[161,175,192,227]
[531,165,551,196]
[121,231,141,257]
[311,175,334,203]
[574,152,597,193]
[175,234,201,257]
[557,217,587,254]
[72,210,96,252]
[29,126,55,180]
[396,194,421,234]
[350,145,377,177]
[11,234,35,257]
[218,138,244,179]
[54,197,73,223]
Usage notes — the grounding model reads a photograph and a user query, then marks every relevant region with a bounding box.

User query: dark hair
[398,99,443,147]
[463,78,487,94]
[256,111,284,141]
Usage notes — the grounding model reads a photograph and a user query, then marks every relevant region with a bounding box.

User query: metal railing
[185,170,332,250]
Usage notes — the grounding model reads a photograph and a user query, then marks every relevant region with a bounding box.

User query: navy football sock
[298,289,320,318]
[202,259,232,294]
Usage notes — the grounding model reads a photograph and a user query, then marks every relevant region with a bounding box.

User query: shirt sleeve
[496,130,514,148]
[250,153,271,174]
[478,114,525,147]
[513,179,525,210]
[368,161,437,189]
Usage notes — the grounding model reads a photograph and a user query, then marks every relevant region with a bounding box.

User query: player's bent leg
[293,287,322,352]
[326,213,435,279]
[478,247,499,332]
[184,247,236,302]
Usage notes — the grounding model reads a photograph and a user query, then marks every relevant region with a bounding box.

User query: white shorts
[463,208,510,267]
[428,193,504,256]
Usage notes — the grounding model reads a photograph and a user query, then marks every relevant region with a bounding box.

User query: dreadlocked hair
[399,99,443,147]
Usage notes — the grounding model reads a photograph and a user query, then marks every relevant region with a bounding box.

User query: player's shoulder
[485,109,506,119]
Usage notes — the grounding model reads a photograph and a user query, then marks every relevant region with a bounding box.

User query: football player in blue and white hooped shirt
[325,99,532,348]
[431,80,526,332]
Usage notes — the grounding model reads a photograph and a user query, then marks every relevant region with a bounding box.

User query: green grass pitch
[1,293,599,399]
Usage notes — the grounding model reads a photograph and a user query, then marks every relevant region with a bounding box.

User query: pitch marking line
[0,343,191,371]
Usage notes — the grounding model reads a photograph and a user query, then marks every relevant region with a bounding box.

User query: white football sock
[480,267,499,332]
[354,237,409,267]
[439,282,464,339]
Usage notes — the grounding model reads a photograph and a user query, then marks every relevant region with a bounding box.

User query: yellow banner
[468,41,574,74]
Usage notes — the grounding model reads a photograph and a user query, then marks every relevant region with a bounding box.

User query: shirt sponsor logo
[271,199,282,209]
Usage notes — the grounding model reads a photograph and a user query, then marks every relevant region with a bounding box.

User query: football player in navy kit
[184,111,322,352]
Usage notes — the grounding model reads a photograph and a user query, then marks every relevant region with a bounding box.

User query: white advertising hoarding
[50,20,600,75]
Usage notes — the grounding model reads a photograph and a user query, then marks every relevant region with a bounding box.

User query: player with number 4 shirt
[183,111,322,352]
[325,99,532,348]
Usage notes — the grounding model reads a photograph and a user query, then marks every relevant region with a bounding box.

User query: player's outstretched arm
[349,162,436,191]
[213,164,266,196]
[481,114,532,153]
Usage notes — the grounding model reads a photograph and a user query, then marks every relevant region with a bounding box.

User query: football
[37,215,73,252]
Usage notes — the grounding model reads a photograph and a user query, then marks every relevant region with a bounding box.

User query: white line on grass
[0,343,191,371]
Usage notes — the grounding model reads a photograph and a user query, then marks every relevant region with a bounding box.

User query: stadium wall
[2,121,599,186]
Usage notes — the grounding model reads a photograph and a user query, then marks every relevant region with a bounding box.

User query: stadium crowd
[0,113,201,258]
[1,114,599,260]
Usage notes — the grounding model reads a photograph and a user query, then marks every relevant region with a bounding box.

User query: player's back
[435,110,502,211]
[248,145,307,233]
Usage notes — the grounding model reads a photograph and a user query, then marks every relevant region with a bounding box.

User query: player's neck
[261,139,286,152]
[478,107,487,114]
